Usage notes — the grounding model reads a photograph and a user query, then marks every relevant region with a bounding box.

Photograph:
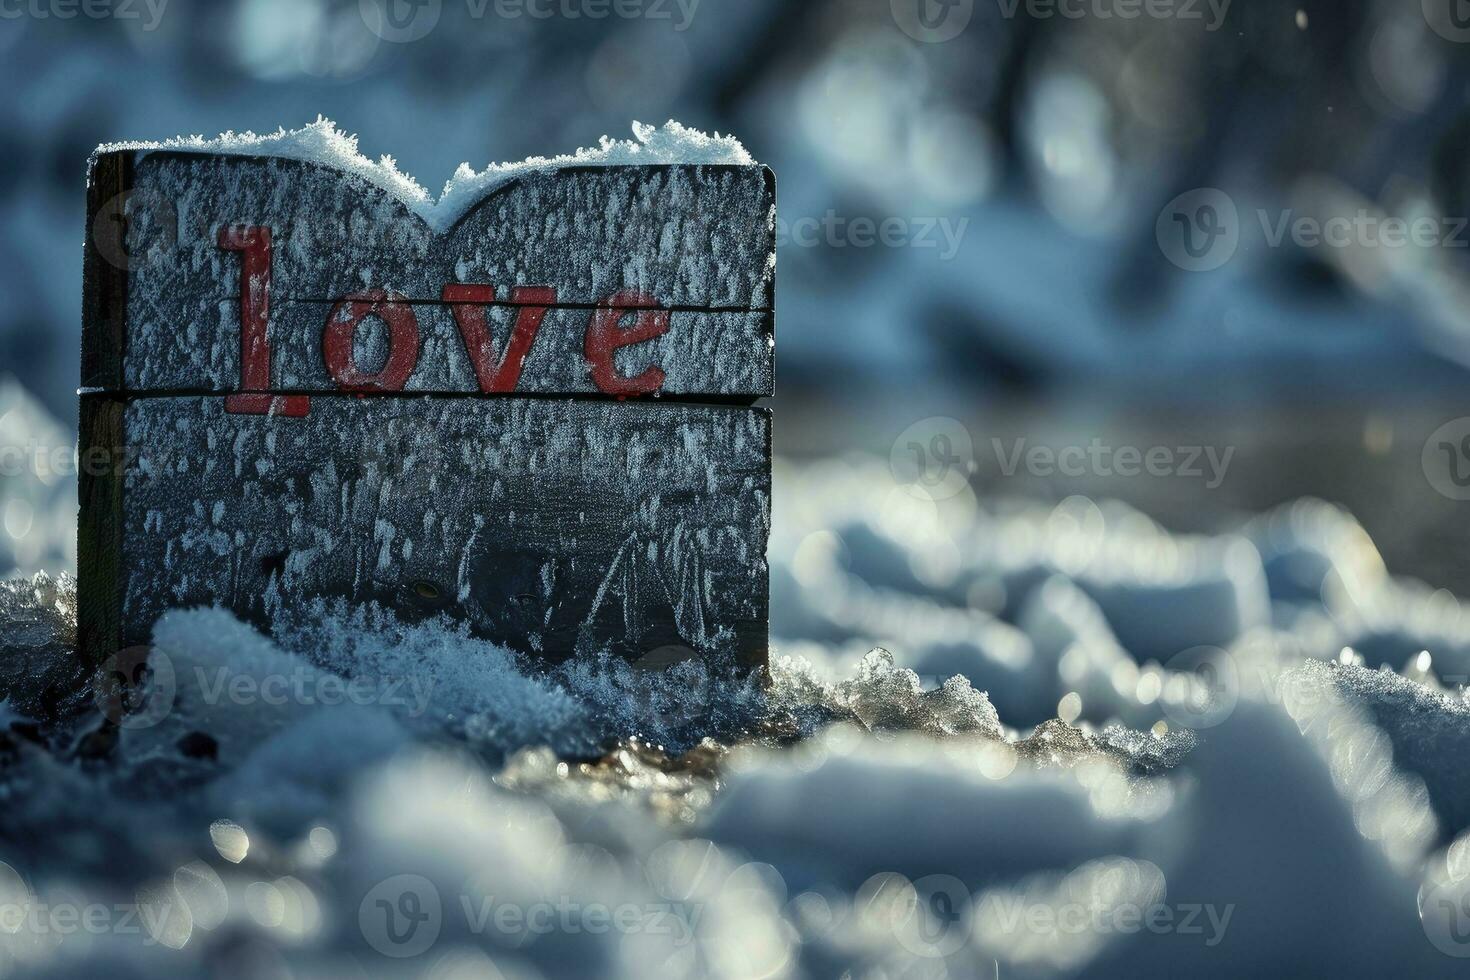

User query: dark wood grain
[76,396,125,665]
[81,151,133,393]
[92,396,769,668]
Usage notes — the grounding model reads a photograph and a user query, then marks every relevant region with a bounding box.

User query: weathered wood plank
[81,395,770,668]
[76,397,126,663]
[84,152,775,399]
[81,152,133,392]
[130,301,772,399]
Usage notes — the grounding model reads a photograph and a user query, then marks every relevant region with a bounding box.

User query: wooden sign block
[80,148,774,670]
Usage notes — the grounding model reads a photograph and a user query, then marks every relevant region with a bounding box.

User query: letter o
[323,290,421,392]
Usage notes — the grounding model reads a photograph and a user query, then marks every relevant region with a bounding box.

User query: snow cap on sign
[93,117,759,231]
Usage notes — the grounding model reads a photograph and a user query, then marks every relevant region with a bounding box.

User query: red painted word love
[218,225,670,417]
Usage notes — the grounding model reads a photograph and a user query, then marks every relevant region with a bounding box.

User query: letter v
[443,284,556,392]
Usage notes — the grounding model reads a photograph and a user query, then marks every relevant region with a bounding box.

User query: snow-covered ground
[4,449,1470,978]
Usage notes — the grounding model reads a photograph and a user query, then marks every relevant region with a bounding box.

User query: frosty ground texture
[3,455,1470,977]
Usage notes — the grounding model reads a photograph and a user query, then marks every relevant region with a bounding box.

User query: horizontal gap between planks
[78,389,770,408]
[263,299,773,315]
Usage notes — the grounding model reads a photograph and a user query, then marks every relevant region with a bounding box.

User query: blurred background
[5,0,1470,594]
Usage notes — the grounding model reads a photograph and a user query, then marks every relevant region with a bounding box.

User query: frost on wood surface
[116,397,770,663]
[99,121,774,396]
[251,307,773,397]
[111,149,770,302]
